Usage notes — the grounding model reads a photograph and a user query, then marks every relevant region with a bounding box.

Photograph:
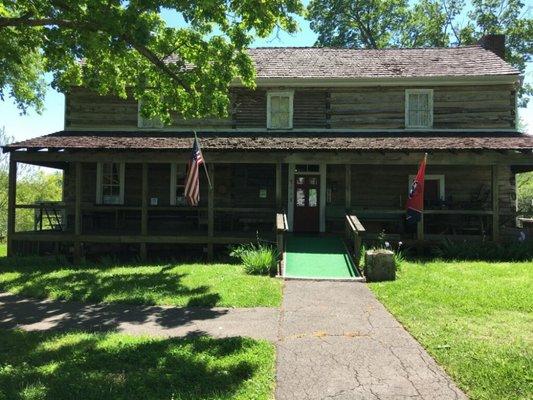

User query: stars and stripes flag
[184,135,205,206]
[406,154,427,224]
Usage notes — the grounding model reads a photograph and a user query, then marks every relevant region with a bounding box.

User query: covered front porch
[4,131,533,261]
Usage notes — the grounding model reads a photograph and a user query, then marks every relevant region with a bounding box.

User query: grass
[0,329,275,400]
[0,256,282,308]
[0,244,6,258]
[369,260,533,400]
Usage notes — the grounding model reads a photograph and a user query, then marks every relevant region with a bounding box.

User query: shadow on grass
[0,329,273,400]
[0,255,219,306]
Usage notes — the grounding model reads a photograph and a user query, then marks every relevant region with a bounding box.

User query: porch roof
[3,130,533,153]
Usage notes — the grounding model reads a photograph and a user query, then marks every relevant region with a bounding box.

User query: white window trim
[137,100,164,129]
[170,163,188,206]
[405,89,433,129]
[408,174,445,201]
[267,90,294,129]
[96,162,125,205]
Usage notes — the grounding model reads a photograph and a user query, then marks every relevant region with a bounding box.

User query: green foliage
[230,243,279,276]
[517,171,533,215]
[0,0,303,122]
[369,260,533,399]
[0,330,276,400]
[0,257,282,307]
[436,238,533,261]
[0,128,63,236]
[307,0,532,105]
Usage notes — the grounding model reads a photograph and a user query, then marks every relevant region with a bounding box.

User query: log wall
[62,161,516,235]
[65,85,515,130]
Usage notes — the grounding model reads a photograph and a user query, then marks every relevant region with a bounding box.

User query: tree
[0,127,64,236]
[307,0,532,105]
[0,0,303,122]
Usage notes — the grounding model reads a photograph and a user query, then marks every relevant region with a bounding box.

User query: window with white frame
[405,89,433,128]
[96,162,125,204]
[267,91,294,129]
[137,101,163,128]
[170,163,188,206]
[408,174,445,207]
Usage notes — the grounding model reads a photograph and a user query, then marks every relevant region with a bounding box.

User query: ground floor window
[170,163,188,206]
[96,162,125,204]
[408,174,445,207]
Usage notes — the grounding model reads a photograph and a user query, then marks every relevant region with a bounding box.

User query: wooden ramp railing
[345,214,366,267]
[276,213,289,276]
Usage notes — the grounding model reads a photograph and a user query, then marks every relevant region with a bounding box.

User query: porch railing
[14,202,65,232]
[346,214,366,267]
[276,213,289,276]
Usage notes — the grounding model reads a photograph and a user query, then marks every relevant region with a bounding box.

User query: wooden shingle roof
[4,131,533,153]
[247,46,519,79]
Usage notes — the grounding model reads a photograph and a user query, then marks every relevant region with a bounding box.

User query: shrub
[436,238,533,262]
[230,243,278,275]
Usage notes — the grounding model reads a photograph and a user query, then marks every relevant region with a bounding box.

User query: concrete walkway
[276,281,466,400]
[0,292,278,341]
[0,285,466,399]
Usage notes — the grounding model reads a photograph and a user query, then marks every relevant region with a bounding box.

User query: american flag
[184,136,205,206]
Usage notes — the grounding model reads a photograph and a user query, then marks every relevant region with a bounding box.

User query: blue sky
[0,10,531,141]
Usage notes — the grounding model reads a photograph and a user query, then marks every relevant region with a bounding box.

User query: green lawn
[0,257,282,307]
[0,244,6,257]
[369,260,533,400]
[0,330,275,400]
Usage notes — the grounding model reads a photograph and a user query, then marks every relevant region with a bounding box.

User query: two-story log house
[4,34,533,262]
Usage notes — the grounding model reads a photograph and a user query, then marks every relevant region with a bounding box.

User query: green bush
[230,243,278,276]
[436,238,533,262]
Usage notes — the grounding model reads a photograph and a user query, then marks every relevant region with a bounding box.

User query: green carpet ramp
[284,235,360,279]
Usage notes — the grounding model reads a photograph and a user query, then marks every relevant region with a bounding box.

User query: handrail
[275,213,288,276]
[276,212,288,233]
[346,214,366,234]
[345,214,366,268]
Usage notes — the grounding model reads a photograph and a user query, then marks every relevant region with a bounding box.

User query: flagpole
[194,131,212,189]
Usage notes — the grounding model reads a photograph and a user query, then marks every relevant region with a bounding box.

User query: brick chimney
[478,34,506,59]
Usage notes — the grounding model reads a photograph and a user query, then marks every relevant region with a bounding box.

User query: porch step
[284,235,362,280]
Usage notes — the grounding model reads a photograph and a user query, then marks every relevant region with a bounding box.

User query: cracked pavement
[275,281,466,400]
[0,282,466,399]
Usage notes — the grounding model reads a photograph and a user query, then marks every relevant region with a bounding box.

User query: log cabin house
[3,34,533,262]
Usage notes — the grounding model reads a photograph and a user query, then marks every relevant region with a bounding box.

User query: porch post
[417,216,424,241]
[492,164,500,241]
[140,162,148,260]
[7,158,17,257]
[73,161,82,263]
[207,163,215,261]
[345,164,351,211]
[276,163,282,210]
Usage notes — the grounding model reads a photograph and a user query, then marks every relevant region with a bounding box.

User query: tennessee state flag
[406,154,427,224]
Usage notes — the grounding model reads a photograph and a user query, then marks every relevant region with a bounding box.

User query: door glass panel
[308,188,318,207]
[296,188,305,207]
[296,177,305,185]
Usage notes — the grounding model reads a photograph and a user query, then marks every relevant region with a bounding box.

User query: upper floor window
[138,101,163,129]
[267,91,294,129]
[405,89,433,129]
[96,162,125,204]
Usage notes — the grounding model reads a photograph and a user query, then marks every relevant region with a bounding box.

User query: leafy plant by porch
[0,330,275,400]
[230,243,278,276]
[0,257,282,308]
[369,260,533,400]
